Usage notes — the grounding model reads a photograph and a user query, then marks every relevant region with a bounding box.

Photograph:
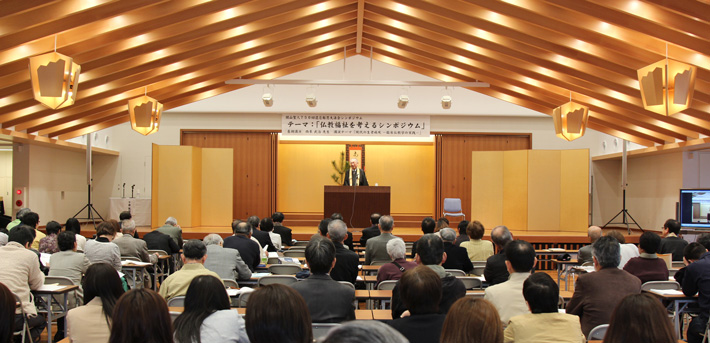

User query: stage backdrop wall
[471,149,589,232]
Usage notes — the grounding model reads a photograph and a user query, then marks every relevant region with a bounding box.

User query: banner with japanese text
[282,114,430,137]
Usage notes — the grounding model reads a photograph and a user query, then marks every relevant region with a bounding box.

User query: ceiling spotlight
[397,94,409,109]
[262,92,273,107]
[441,95,452,109]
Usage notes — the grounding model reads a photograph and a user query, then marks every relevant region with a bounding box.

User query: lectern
[324,186,391,228]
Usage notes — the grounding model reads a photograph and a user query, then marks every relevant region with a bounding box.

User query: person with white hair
[203,233,252,282]
[328,220,359,284]
[440,227,474,274]
[376,238,418,287]
[156,216,183,248]
[6,207,31,231]
[342,158,369,186]
[113,219,158,287]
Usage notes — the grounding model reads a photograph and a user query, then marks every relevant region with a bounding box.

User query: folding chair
[13,293,31,343]
[588,324,608,341]
[167,296,185,307]
[257,275,298,286]
[313,323,341,340]
[268,264,302,275]
[457,276,482,290]
[445,269,466,277]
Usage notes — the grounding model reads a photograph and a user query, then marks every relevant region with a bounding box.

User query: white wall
[683,150,710,188]
[0,151,11,215]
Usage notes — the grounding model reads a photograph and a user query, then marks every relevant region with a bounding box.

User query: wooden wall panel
[503,150,528,230]
[471,151,504,227]
[153,145,198,227]
[528,150,562,231]
[201,149,234,226]
[560,150,589,232]
[182,131,276,220]
[437,134,531,222]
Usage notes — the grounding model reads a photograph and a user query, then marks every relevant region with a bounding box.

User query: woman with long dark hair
[66,263,125,343]
[173,275,248,343]
[604,293,676,343]
[245,284,313,343]
[109,288,172,343]
[439,297,503,343]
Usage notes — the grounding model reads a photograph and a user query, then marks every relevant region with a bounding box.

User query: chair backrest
[588,324,609,340]
[338,281,355,290]
[641,280,681,291]
[457,276,482,290]
[257,275,299,287]
[223,279,239,289]
[471,266,485,277]
[167,296,185,307]
[293,241,309,247]
[370,260,390,266]
[45,276,75,286]
[558,295,565,309]
[312,323,341,340]
[377,280,398,290]
[266,257,280,264]
[671,261,685,269]
[169,311,181,323]
[13,293,30,341]
[268,264,303,275]
[657,253,672,269]
[238,292,251,308]
[471,261,487,268]
[148,249,168,256]
[445,269,466,277]
[443,198,463,213]
[283,250,306,258]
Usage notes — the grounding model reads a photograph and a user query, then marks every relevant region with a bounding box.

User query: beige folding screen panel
[152,144,233,228]
[471,149,588,232]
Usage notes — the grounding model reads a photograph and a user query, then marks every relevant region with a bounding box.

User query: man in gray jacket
[203,233,252,281]
[114,219,158,287]
[578,226,602,265]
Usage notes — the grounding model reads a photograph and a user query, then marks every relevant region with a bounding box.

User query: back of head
[96,221,115,237]
[440,298,503,343]
[0,283,14,343]
[416,234,445,265]
[8,226,34,247]
[57,231,76,252]
[684,242,707,262]
[247,215,260,229]
[606,230,626,244]
[378,215,394,232]
[330,212,344,221]
[120,219,136,233]
[604,293,676,343]
[83,263,125,327]
[183,240,207,260]
[386,238,406,260]
[523,273,559,313]
[370,213,381,225]
[106,219,121,234]
[119,211,132,221]
[65,218,81,235]
[16,208,31,220]
[110,288,172,343]
[203,233,223,246]
[20,211,39,228]
[46,221,61,235]
[697,233,710,251]
[440,227,456,242]
[505,240,536,273]
[327,220,348,243]
[305,237,336,274]
[491,225,512,248]
[457,220,469,235]
[593,236,621,269]
[664,219,680,235]
[174,275,230,343]
[420,217,436,234]
[260,217,274,232]
[400,265,442,314]
[318,218,332,236]
[246,284,313,343]
[232,221,251,236]
[588,226,602,242]
[435,217,449,231]
[639,231,661,254]
[321,320,408,343]
[467,220,485,240]
[165,217,178,226]
[271,212,285,223]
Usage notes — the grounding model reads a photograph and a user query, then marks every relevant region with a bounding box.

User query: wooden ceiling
[1,0,708,146]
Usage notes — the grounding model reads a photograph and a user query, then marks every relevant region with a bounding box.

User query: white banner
[282,114,430,137]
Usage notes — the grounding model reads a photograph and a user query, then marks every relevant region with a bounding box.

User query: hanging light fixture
[441,87,452,109]
[553,92,589,142]
[262,85,273,107]
[28,36,81,110]
[637,44,697,116]
[128,88,162,136]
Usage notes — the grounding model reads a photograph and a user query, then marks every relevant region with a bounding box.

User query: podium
[324,186,391,228]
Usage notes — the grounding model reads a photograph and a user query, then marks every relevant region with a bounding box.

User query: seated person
[328,220,359,285]
[246,284,313,343]
[485,240,536,325]
[159,240,221,301]
[577,226,602,265]
[682,241,710,343]
[203,233,252,281]
[260,217,282,251]
[322,320,408,343]
[603,293,676,343]
[623,231,669,284]
[606,230,639,268]
[0,283,15,343]
[49,231,91,310]
[38,220,61,253]
[388,266,447,343]
[291,237,355,323]
[440,298,503,343]
[109,288,172,343]
[65,218,86,251]
[84,222,122,272]
[365,215,398,265]
[484,225,513,285]
[674,242,707,285]
[19,211,45,251]
[376,238,418,287]
[411,217,436,259]
[658,218,688,261]
[223,221,262,272]
[504,273,584,343]
[440,227,473,273]
[454,220,470,246]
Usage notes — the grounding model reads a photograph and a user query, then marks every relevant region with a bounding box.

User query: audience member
[388,266,447,343]
[66,263,124,343]
[109,288,172,343]
[440,298,503,343]
[411,217,436,258]
[65,218,86,251]
[84,222,122,271]
[20,211,45,250]
[159,240,221,301]
[578,226,602,265]
[623,231,669,283]
[38,220,61,253]
[321,320,408,343]
[603,293,676,343]
[245,284,313,343]
[248,215,276,252]
[435,217,449,232]
[328,220,359,284]
[6,207,31,231]
[105,219,123,239]
[659,219,688,261]
[260,217,282,250]
[606,230,639,268]
[682,239,710,343]
[484,225,514,285]
[0,226,45,341]
[114,219,158,287]
[203,233,251,281]
[173,275,248,343]
[119,211,132,221]
[143,225,180,273]
[697,233,710,251]
[0,229,7,247]
[329,213,354,250]
[485,240,535,325]
[224,221,262,271]
[365,215,398,265]
[440,227,473,273]
[566,236,642,336]
[675,242,706,285]
[291,237,355,323]
[156,216,183,248]
[271,212,293,246]
[0,282,15,343]
[360,213,381,246]
[454,220,470,246]
[312,218,331,240]
[49,231,90,297]
[503,273,584,343]
[376,238,418,287]
[391,234,465,318]
[461,220,494,263]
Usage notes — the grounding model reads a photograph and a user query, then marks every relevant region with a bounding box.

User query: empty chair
[443,198,465,220]
[587,324,608,341]
[268,264,303,275]
[284,250,306,258]
[167,296,185,307]
[312,323,341,340]
[377,280,398,290]
[222,279,239,289]
[258,275,299,287]
[457,276,482,290]
[445,269,466,277]
[640,280,680,292]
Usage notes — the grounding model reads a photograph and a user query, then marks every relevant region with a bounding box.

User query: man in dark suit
[330,213,354,250]
[566,236,642,337]
[291,237,355,323]
[342,158,368,186]
[659,218,688,261]
[359,213,381,247]
[143,228,180,273]
[411,217,436,258]
[247,215,276,252]
[271,212,293,246]
[224,221,262,271]
[328,220,359,284]
[440,227,473,274]
[484,225,514,286]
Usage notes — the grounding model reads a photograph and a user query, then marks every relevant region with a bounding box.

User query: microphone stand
[122,183,126,198]
[131,185,135,198]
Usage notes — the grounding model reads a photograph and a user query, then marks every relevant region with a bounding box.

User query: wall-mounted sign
[282,114,430,137]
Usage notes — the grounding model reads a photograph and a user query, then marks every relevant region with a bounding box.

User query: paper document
[40,253,51,267]
[121,260,152,266]
[651,289,683,295]
[37,284,65,291]
[268,252,279,258]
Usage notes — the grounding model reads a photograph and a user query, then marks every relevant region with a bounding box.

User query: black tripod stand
[603,189,643,234]
[73,184,104,228]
